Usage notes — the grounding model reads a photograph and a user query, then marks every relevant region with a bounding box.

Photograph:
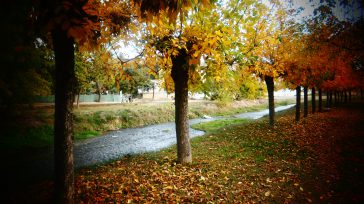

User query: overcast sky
[289,0,364,22]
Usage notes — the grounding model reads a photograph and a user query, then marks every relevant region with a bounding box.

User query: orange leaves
[72,103,364,203]
[135,0,211,23]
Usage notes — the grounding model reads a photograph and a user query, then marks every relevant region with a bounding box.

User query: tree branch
[109,42,145,65]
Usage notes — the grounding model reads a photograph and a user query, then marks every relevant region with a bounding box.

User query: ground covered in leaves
[4,101,363,203]
[73,102,364,203]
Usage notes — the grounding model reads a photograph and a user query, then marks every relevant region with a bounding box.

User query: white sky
[289,0,364,22]
[115,0,364,58]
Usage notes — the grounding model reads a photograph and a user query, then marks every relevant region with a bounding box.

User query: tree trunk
[311,87,316,113]
[96,82,101,102]
[115,77,120,92]
[52,28,75,204]
[265,76,275,126]
[152,84,155,100]
[171,50,191,164]
[303,86,308,117]
[349,90,352,102]
[326,91,330,109]
[76,90,80,109]
[329,91,333,107]
[344,91,348,103]
[339,91,342,103]
[318,88,322,112]
[295,86,301,121]
[334,91,338,104]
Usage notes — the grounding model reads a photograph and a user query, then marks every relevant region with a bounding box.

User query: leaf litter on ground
[13,101,364,203]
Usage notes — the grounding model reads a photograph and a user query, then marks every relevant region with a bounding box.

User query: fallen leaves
[74,102,364,203]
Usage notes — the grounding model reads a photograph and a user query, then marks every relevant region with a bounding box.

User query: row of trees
[283,4,364,122]
[2,0,363,202]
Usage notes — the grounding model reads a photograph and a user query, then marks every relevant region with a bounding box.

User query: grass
[0,125,53,149]
[72,101,364,203]
[71,104,305,203]
[0,126,101,149]
[1,99,295,149]
[6,100,364,203]
[74,130,100,140]
[191,118,251,133]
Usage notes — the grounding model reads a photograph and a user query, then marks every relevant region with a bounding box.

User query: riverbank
[7,100,363,203]
[74,101,364,203]
[1,99,293,203]
[1,98,294,149]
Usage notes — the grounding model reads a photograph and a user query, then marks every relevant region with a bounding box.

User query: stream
[74,104,295,167]
[2,104,295,195]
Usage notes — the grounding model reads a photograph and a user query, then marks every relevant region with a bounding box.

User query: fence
[33,94,132,103]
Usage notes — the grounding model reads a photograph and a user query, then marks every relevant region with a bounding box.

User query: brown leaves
[74,103,364,203]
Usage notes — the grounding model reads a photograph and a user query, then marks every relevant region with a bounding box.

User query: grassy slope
[0,99,294,149]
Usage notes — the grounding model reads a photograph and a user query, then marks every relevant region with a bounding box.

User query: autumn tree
[0,1,56,109]
[24,0,137,202]
[248,1,293,126]
[141,1,237,163]
[200,0,269,102]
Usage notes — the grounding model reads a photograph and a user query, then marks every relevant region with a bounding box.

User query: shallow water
[74,104,295,167]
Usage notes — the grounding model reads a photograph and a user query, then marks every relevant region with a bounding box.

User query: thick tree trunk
[265,76,275,126]
[303,86,308,117]
[326,91,330,109]
[295,86,301,121]
[311,87,316,113]
[334,91,338,104]
[344,91,348,103]
[52,29,75,204]
[329,91,333,107]
[318,88,322,112]
[171,50,191,164]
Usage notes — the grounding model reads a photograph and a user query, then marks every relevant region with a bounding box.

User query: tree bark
[295,86,301,121]
[265,76,275,126]
[171,50,191,164]
[318,88,322,112]
[76,90,80,109]
[349,90,352,102]
[311,87,316,113]
[303,86,308,117]
[96,81,101,102]
[344,91,348,103]
[329,91,333,107]
[52,28,75,204]
[152,84,155,100]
